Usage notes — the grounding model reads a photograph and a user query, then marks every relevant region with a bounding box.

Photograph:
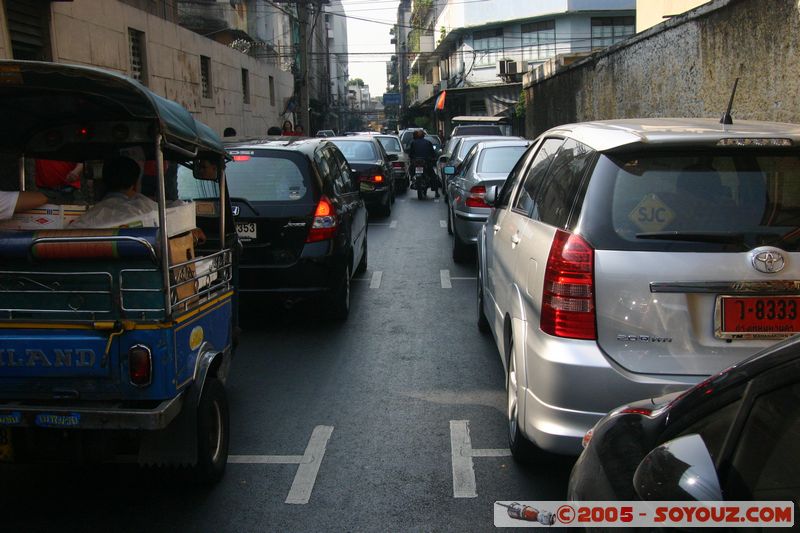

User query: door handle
[511,234,521,245]
[493,225,501,233]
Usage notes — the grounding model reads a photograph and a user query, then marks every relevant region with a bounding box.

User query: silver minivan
[477,118,800,460]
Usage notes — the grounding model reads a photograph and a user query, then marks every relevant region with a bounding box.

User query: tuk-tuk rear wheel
[193,377,229,484]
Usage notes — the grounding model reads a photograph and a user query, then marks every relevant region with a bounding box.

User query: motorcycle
[412,159,431,200]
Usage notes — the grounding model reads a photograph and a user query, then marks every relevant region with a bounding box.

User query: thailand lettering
[0,349,96,368]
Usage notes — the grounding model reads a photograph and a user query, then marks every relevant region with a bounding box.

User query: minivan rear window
[584,150,800,251]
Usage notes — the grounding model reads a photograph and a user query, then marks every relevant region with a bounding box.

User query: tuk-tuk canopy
[0,60,224,160]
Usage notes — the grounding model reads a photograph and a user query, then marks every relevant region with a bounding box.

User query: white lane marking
[440,220,447,228]
[471,449,512,458]
[440,269,452,289]
[390,220,398,229]
[450,420,477,498]
[228,455,304,464]
[434,199,440,203]
[370,270,383,289]
[286,425,334,505]
[450,420,513,499]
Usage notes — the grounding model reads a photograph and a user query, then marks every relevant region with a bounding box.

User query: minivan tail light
[391,162,404,169]
[128,344,152,387]
[540,230,596,340]
[465,185,489,208]
[306,196,338,243]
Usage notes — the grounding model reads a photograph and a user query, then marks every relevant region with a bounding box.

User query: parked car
[569,333,800,505]
[445,139,531,262]
[439,135,523,202]
[374,134,410,193]
[183,138,367,319]
[316,129,336,137]
[425,134,443,157]
[477,118,800,461]
[329,136,396,216]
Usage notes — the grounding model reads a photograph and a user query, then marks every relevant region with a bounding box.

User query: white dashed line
[450,420,511,498]
[390,220,398,229]
[440,220,446,228]
[440,269,452,289]
[370,270,383,289]
[434,199,440,203]
[285,425,334,505]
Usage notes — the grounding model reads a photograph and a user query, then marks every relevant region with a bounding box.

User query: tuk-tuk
[0,61,238,483]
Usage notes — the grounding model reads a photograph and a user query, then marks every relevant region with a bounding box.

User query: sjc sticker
[35,413,80,428]
[629,194,674,233]
[189,326,204,351]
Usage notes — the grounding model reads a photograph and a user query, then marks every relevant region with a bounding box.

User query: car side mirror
[438,155,448,163]
[387,153,398,162]
[633,434,722,501]
[443,166,456,176]
[485,185,498,207]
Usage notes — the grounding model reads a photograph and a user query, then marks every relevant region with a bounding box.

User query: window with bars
[521,20,556,62]
[269,76,275,106]
[473,27,503,66]
[242,68,250,104]
[128,28,147,85]
[591,16,635,49]
[200,56,212,99]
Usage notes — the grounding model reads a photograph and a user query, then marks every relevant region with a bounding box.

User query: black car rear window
[330,140,378,162]
[178,151,310,203]
[582,149,800,252]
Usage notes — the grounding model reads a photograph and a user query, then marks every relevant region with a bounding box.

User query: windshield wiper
[635,231,745,244]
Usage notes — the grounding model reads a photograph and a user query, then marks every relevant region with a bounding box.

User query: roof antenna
[720,77,739,125]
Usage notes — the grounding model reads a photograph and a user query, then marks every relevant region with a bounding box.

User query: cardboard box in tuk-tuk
[0,203,86,230]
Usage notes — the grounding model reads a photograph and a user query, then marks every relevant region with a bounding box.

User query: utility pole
[296,1,310,134]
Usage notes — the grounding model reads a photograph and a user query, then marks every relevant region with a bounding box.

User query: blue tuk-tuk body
[0,61,237,482]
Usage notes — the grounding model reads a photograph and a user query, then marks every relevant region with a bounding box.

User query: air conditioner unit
[496,59,516,76]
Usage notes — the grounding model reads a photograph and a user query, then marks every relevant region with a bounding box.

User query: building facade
[0,0,295,138]
[399,0,636,134]
[636,0,709,32]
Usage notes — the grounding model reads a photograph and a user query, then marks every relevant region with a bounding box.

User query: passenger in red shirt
[35,160,83,190]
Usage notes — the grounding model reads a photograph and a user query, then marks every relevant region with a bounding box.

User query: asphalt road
[1,189,576,532]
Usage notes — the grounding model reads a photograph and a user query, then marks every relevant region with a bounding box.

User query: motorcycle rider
[408,129,439,198]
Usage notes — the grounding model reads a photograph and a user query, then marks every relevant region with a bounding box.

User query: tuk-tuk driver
[0,190,47,220]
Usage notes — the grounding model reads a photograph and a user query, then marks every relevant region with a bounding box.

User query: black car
[328,136,396,217]
[568,334,800,505]
[178,138,367,319]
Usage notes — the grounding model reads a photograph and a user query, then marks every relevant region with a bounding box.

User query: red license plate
[719,296,800,337]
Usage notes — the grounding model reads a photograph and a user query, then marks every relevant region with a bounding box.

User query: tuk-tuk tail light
[128,344,153,387]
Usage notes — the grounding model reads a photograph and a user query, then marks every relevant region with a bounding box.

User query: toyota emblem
[752,250,786,274]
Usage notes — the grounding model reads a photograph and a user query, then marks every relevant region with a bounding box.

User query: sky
[341,0,401,96]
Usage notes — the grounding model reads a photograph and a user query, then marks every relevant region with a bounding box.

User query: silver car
[439,135,523,202]
[446,139,531,263]
[374,134,410,193]
[477,118,800,460]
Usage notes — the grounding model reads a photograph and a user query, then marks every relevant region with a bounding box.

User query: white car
[477,118,800,460]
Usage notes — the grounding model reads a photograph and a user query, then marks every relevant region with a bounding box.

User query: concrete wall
[524,0,800,137]
[46,0,293,138]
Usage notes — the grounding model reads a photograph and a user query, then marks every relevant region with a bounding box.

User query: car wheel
[193,377,229,484]
[447,206,453,235]
[477,268,490,334]
[355,238,368,275]
[452,226,470,263]
[506,338,544,464]
[382,192,392,217]
[417,187,425,200]
[390,183,396,204]
[330,263,351,320]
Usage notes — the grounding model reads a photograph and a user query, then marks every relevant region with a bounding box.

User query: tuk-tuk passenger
[71,156,155,228]
[0,190,47,220]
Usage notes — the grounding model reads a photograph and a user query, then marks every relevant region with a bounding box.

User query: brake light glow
[306,196,338,242]
[465,185,489,208]
[540,230,596,340]
[232,155,251,162]
[373,175,384,183]
[620,407,654,416]
[128,344,152,387]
